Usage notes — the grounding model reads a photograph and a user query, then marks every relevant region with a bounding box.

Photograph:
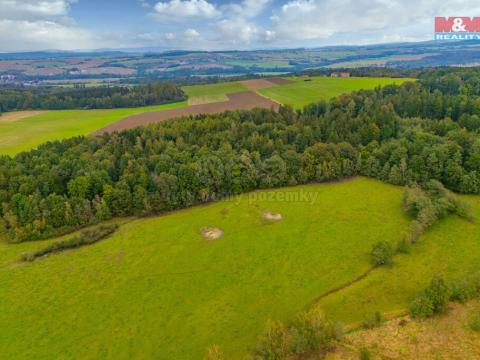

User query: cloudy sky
[1,0,480,52]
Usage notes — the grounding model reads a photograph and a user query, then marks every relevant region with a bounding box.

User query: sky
[1,0,480,52]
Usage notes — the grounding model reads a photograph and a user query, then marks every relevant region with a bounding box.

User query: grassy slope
[182,82,248,105]
[258,77,413,109]
[318,195,480,324]
[0,101,187,156]
[0,178,408,360]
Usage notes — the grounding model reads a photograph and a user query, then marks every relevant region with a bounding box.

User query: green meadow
[0,178,409,359]
[0,178,478,359]
[181,81,247,105]
[258,76,413,109]
[0,101,187,156]
[318,193,480,324]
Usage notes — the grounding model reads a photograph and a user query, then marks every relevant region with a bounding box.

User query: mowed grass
[0,101,187,156]
[318,195,480,324]
[182,81,247,105]
[0,178,409,360]
[258,76,413,109]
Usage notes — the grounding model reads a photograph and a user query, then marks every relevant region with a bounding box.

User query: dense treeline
[0,82,186,112]
[0,68,479,242]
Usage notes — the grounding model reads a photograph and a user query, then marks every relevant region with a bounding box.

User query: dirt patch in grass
[241,78,294,91]
[262,211,283,222]
[94,91,279,134]
[241,79,277,91]
[0,111,47,122]
[267,77,294,85]
[200,227,224,241]
[328,301,480,359]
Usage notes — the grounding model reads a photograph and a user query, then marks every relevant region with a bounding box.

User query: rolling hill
[1,178,478,359]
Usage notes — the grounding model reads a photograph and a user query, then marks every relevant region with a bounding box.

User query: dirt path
[94,91,280,134]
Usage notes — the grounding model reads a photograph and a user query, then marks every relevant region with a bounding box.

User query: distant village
[0,74,39,86]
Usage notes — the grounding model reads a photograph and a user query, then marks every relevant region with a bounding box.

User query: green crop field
[182,81,247,105]
[0,178,410,359]
[0,101,187,156]
[258,76,413,109]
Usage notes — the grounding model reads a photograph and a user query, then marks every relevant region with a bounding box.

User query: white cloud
[0,19,102,51]
[225,0,271,19]
[183,28,200,40]
[214,19,259,46]
[267,0,480,45]
[0,0,73,20]
[0,0,119,51]
[153,0,220,21]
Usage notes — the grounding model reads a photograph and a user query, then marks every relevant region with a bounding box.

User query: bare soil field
[267,77,294,85]
[94,91,279,134]
[0,111,47,122]
[241,77,293,90]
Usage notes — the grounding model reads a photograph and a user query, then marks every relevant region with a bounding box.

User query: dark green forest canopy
[0,68,479,242]
[0,82,186,111]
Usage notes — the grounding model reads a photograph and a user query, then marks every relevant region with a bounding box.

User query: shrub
[290,308,340,356]
[362,311,383,329]
[450,277,478,303]
[426,276,450,314]
[402,181,474,244]
[252,309,342,359]
[253,320,290,360]
[396,238,411,254]
[410,293,434,318]
[410,276,450,318]
[371,241,394,266]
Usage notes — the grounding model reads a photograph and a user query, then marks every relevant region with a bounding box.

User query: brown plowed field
[267,77,294,85]
[94,91,280,135]
[241,77,294,90]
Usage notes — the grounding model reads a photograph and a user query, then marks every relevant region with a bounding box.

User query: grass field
[258,77,413,109]
[0,178,409,359]
[182,81,247,105]
[0,101,187,156]
[318,193,480,324]
[0,178,478,359]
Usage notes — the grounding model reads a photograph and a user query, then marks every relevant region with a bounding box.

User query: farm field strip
[258,76,413,109]
[94,91,279,134]
[0,101,187,155]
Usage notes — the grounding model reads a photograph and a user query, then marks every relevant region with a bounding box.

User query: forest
[0,68,479,242]
[0,82,186,112]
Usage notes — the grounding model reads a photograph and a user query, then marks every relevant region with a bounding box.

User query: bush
[410,276,450,318]
[253,320,290,360]
[396,238,411,254]
[402,181,474,244]
[289,308,340,356]
[362,311,383,329]
[371,241,394,266]
[410,294,434,318]
[252,309,342,359]
[450,277,479,303]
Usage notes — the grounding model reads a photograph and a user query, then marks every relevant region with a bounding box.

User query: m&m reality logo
[435,17,480,40]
